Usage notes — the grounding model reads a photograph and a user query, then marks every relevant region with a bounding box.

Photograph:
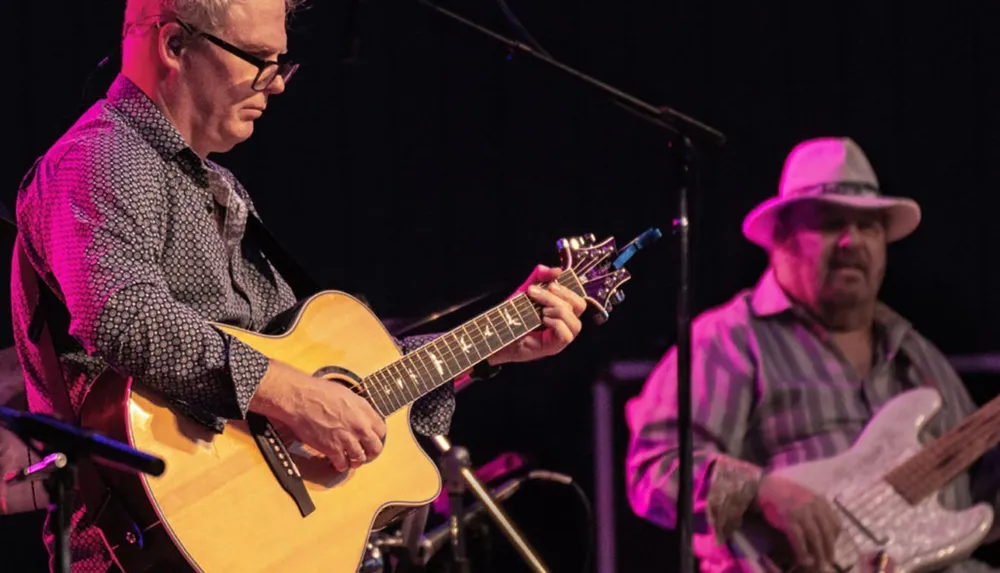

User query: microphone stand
[416,4,727,572]
[0,407,166,573]
[431,435,549,573]
[439,443,471,573]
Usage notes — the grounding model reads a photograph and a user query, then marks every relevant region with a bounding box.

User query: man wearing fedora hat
[624,137,1000,572]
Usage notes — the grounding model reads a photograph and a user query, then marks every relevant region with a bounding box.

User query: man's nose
[837,224,862,247]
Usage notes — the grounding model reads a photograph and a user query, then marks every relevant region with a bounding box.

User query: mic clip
[4,452,68,485]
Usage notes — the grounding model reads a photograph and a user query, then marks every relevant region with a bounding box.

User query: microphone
[0,407,165,477]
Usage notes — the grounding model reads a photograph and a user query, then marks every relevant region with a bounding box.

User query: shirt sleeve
[26,140,268,430]
[624,315,762,541]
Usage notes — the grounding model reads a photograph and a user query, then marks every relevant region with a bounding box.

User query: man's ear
[168,36,183,55]
[158,22,187,70]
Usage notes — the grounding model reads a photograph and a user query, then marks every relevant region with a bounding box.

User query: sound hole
[275,365,383,487]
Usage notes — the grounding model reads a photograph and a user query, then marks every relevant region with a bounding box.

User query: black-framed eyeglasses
[176,19,299,92]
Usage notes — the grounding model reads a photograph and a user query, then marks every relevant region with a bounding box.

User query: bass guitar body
[82,292,441,573]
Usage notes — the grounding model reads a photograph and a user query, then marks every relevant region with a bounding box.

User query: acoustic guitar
[80,233,634,572]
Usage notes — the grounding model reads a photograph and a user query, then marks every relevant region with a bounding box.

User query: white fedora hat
[742,137,922,249]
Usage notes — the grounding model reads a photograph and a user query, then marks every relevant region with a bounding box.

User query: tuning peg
[613,291,626,305]
[584,233,596,244]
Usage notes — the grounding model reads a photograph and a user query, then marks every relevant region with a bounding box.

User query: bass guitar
[738,386,1000,572]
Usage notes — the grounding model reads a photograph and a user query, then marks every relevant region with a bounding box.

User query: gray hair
[125,0,306,34]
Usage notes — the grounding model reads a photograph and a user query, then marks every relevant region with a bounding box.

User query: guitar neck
[885,392,1000,504]
[361,271,586,417]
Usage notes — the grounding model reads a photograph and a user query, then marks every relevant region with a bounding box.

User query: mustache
[828,250,868,271]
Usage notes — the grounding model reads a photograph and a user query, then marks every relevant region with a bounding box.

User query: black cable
[568,480,594,573]
[570,482,596,573]
[526,471,594,573]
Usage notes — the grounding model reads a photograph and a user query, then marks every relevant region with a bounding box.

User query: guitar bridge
[833,496,888,545]
[247,413,316,518]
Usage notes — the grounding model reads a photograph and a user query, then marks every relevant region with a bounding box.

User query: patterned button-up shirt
[625,269,1000,572]
[11,74,455,572]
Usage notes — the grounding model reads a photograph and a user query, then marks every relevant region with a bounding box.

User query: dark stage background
[2,1,1000,572]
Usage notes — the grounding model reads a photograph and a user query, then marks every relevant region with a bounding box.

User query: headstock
[558,234,627,325]
[558,229,661,324]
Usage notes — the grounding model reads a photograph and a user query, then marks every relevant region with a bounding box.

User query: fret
[885,394,1000,504]
[439,334,470,374]
[399,356,429,398]
[424,340,455,383]
[512,295,541,330]
[498,300,526,338]
[506,299,528,336]
[364,374,392,416]
[473,315,500,353]
[371,371,399,413]
[384,369,407,411]
[456,324,483,365]
[436,336,463,376]
[487,308,515,346]
[472,323,490,360]
[462,322,489,362]
[388,362,417,402]
[378,364,398,402]
[371,281,582,419]
[407,352,439,393]
[433,341,456,382]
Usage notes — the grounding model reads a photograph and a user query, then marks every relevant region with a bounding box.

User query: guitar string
[365,293,542,412]
[763,370,1000,566]
[360,271,584,414]
[831,434,990,563]
[818,398,1000,566]
[780,403,983,562]
[887,397,1000,501]
[364,289,540,407]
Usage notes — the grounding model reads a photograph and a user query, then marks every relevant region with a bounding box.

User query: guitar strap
[14,236,157,572]
[245,211,322,300]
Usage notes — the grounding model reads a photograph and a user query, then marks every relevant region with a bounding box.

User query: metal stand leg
[431,435,550,573]
[593,380,617,573]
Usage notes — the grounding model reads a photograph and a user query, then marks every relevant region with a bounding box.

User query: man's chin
[821,286,867,309]
[215,123,255,153]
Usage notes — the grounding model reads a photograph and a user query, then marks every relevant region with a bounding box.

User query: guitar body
[81,292,442,573]
[77,232,636,572]
[742,388,993,572]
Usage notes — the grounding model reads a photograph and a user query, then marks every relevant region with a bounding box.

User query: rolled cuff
[705,454,764,542]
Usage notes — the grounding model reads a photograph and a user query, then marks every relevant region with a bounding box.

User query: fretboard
[884,392,1000,504]
[361,271,586,417]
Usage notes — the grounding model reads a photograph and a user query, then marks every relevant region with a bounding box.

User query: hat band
[790,181,880,199]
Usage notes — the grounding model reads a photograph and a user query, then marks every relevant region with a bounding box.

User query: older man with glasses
[8,0,587,571]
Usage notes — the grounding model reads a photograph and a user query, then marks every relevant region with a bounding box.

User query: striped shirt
[625,269,1000,572]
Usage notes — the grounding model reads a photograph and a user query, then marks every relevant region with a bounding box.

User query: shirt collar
[748,268,912,351]
[106,74,201,170]
[749,269,793,318]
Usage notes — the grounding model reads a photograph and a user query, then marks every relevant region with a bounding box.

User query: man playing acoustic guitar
[8,0,587,571]
[626,137,1000,572]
